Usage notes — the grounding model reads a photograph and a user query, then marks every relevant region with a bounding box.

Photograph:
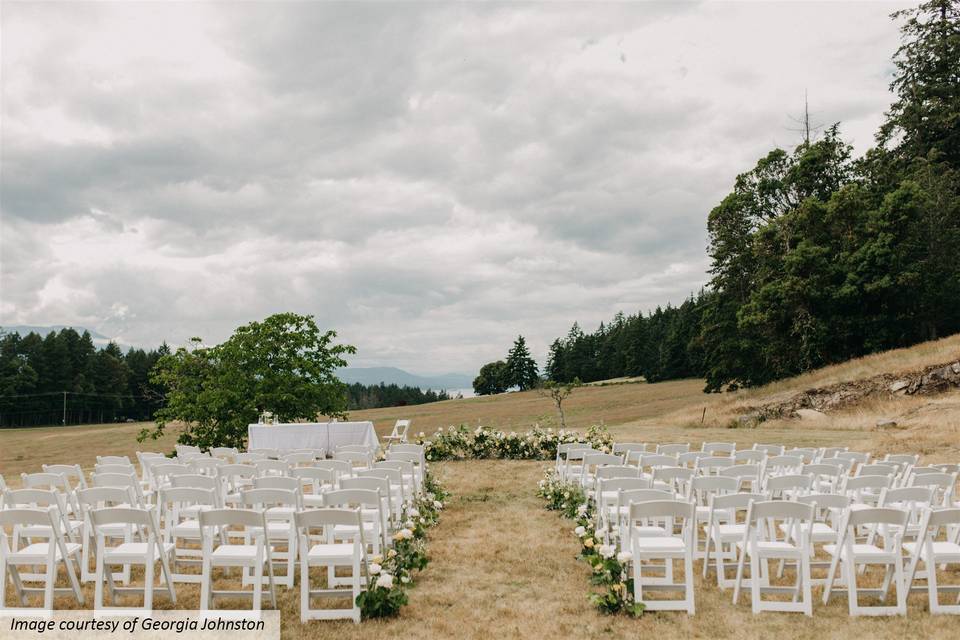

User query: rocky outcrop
[744,360,960,421]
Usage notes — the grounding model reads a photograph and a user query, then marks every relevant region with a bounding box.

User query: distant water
[445,387,476,399]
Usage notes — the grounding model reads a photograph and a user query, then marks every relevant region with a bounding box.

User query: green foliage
[472,360,510,395]
[0,327,169,426]
[357,471,448,619]
[355,580,408,619]
[537,470,645,617]
[418,424,613,461]
[140,313,355,450]
[506,335,540,390]
[547,2,960,393]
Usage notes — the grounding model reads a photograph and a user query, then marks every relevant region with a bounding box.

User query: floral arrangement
[356,469,448,619]
[537,469,645,617]
[417,424,613,461]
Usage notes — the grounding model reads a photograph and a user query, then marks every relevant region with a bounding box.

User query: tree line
[345,382,453,410]
[546,1,960,392]
[0,328,168,427]
[0,323,454,427]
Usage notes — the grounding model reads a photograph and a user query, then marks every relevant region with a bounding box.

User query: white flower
[594,528,604,539]
[400,575,410,584]
[376,573,394,589]
[433,500,443,509]
[617,551,633,563]
[576,504,588,516]
[599,544,616,559]
[404,520,415,528]
[400,528,414,539]
[574,525,586,537]
[368,563,382,575]
[408,508,420,517]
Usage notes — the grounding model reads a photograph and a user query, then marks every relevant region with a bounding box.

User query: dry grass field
[2,333,960,638]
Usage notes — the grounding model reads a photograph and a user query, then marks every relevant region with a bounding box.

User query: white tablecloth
[247,421,379,452]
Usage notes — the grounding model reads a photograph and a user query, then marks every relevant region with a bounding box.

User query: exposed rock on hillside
[745,361,960,421]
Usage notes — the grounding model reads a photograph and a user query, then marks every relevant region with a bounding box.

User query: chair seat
[823,543,896,559]
[171,520,201,537]
[332,523,377,538]
[634,537,687,553]
[903,541,960,560]
[210,544,267,563]
[104,542,175,562]
[9,542,81,563]
[714,523,746,540]
[696,506,732,519]
[307,543,355,562]
[737,540,801,555]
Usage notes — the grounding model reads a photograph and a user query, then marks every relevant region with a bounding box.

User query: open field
[2,333,960,638]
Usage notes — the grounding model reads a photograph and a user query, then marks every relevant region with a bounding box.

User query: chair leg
[299,559,309,622]
[750,554,761,613]
[802,554,813,617]
[684,549,695,614]
[144,549,155,612]
[43,554,56,611]
[895,556,906,615]
[253,553,263,611]
[200,560,211,611]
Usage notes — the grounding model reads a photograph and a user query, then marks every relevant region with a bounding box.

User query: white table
[247,421,379,452]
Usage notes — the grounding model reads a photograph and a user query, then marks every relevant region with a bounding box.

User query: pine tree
[505,335,539,391]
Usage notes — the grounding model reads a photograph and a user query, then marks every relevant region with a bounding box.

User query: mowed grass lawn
[3,372,960,638]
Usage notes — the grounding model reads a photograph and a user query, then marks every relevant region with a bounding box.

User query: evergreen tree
[505,336,540,390]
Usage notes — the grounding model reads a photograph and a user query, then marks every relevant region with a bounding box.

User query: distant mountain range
[2,324,114,346]
[337,366,473,391]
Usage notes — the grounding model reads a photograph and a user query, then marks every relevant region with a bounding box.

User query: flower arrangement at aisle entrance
[420,423,613,461]
[537,468,645,617]
[356,469,448,619]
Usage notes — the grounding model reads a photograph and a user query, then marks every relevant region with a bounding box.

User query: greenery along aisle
[537,470,644,617]
[414,424,614,461]
[357,469,450,619]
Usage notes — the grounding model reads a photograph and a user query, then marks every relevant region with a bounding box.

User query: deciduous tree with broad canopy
[140,312,355,450]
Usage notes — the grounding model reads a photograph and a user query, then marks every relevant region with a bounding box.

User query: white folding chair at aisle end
[383,419,411,445]
[90,507,176,615]
[198,508,277,614]
[0,507,85,615]
[295,508,368,623]
[732,500,814,616]
[630,500,696,614]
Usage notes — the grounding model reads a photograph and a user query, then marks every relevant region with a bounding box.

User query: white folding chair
[159,486,218,584]
[734,450,766,464]
[295,508,366,623]
[0,507,84,615]
[630,500,695,614]
[700,442,736,456]
[617,488,674,549]
[76,487,137,585]
[822,507,909,616]
[240,488,300,589]
[218,464,258,507]
[657,443,690,457]
[198,508,276,613]
[323,489,385,559]
[90,507,176,615]
[904,507,960,614]
[292,468,337,508]
[688,476,738,561]
[375,460,419,498]
[703,492,766,588]
[732,500,814,615]
[383,419,411,445]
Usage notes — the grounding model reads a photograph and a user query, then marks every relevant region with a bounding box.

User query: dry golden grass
[3,334,960,638]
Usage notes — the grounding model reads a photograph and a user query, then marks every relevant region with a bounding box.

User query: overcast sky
[1,1,913,375]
